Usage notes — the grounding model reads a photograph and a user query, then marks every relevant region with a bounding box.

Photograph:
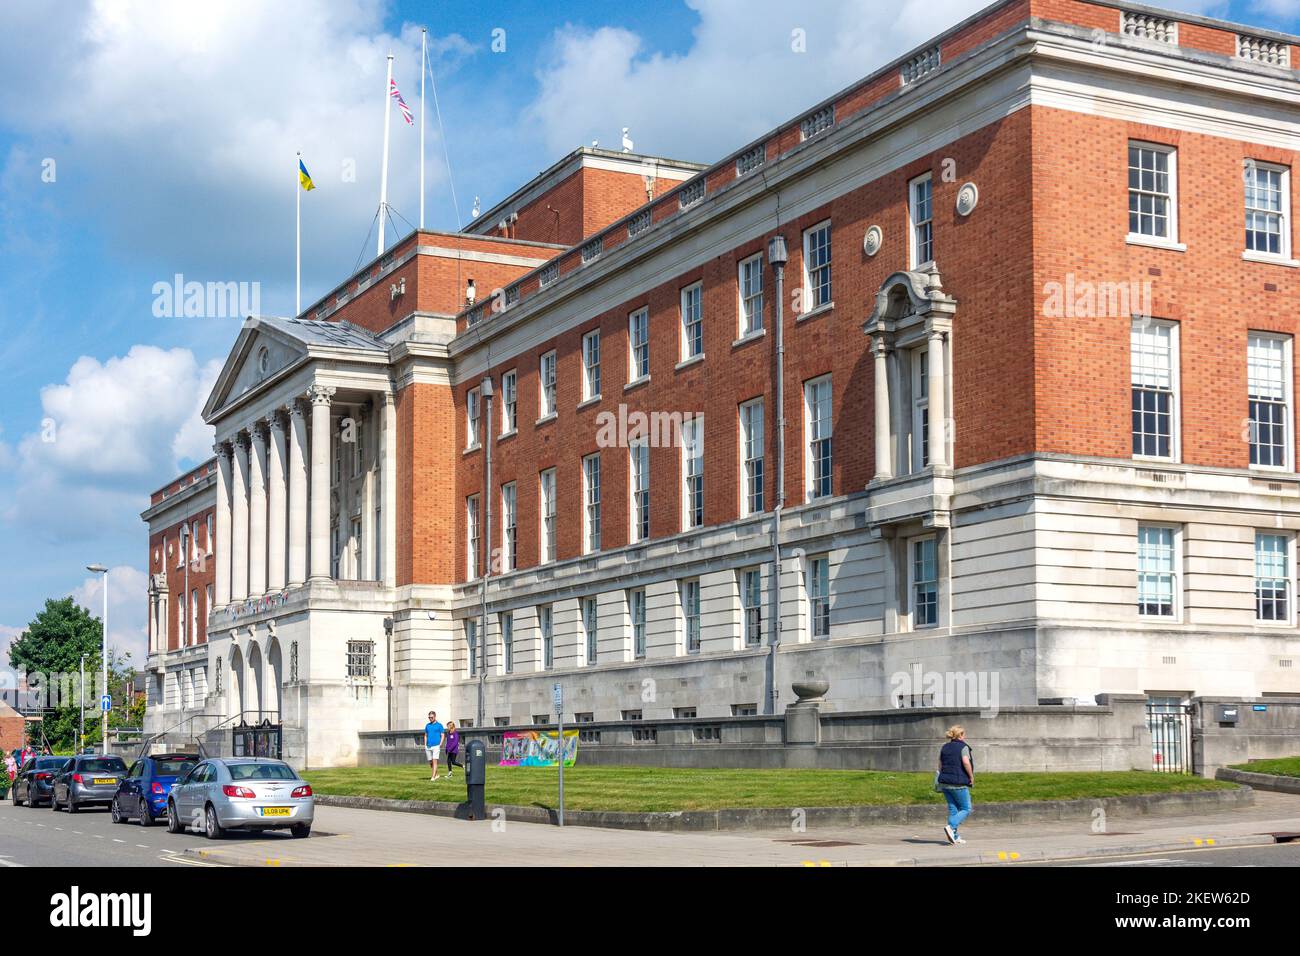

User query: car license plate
[260,807,291,817]
[93,778,117,785]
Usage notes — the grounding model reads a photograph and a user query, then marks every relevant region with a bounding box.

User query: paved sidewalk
[181,791,1300,867]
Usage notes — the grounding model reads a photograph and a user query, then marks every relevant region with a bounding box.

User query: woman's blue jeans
[942,787,972,835]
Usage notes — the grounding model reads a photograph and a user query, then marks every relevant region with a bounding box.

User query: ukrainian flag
[299,158,315,192]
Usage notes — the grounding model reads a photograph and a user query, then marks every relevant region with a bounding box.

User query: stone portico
[195,315,454,768]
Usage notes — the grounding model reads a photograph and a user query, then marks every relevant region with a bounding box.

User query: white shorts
[425,745,441,762]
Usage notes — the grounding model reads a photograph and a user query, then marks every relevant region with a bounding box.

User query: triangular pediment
[202,318,310,422]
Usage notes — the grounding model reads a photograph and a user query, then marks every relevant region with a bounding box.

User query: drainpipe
[383,616,393,731]
[478,375,494,730]
[766,234,788,716]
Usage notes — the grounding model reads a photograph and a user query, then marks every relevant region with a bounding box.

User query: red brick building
[0,701,26,755]
[148,0,1300,767]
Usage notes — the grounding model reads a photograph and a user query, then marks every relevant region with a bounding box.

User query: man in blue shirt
[424,711,445,781]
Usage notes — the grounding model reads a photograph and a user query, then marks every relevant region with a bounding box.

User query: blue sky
[0,0,1296,665]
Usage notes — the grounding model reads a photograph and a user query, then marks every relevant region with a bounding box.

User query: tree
[7,598,102,676]
[6,598,134,754]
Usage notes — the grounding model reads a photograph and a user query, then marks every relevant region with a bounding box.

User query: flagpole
[419,29,426,230]
[296,151,302,316]
[378,52,393,257]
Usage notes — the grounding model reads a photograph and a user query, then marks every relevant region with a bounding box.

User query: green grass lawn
[1229,756,1300,778]
[301,764,1232,813]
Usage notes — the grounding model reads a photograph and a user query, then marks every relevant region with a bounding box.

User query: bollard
[465,738,487,820]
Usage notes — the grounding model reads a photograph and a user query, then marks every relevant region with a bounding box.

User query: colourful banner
[499,730,578,767]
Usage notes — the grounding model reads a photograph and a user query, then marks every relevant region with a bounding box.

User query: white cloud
[524,0,1296,167]
[0,1,475,287]
[6,345,214,540]
[69,565,148,667]
[0,625,22,668]
[172,358,222,463]
[525,0,989,164]
[1249,0,1300,20]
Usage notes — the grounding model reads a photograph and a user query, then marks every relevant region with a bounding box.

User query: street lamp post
[87,564,108,753]
[79,654,85,752]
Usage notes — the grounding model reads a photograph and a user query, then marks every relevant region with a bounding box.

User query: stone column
[248,422,269,597]
[360,402,376,580]
[230,434,250,602]
[213,442,232,607]
[927,329,947,469]
[288,402,309,586]
[146,589,156,655]
[382,391,397,588]
[309,384,335,581]
[267,413,288,591]
[872,336,893,481]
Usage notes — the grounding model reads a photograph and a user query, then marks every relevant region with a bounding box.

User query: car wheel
[138,797,152,827]
[290,824,311,839]
[10,786,18,807]
[166,800,182,834]
[50,791,60,811]
[110,797,124,824]
[203,804,224,840]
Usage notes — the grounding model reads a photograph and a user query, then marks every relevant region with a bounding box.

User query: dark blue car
[111,753,199,826]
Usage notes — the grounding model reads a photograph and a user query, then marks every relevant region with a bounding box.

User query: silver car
[165,758,314,840]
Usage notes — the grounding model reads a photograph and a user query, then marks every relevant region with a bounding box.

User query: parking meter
[465,738,486,819]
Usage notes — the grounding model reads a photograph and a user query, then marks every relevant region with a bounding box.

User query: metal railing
[132,712,224,761]
[194,711,281,758]
[1146,702,1193,774]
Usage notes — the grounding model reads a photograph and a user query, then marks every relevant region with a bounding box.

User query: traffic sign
[552,682,563,715]
[100,694,112,713]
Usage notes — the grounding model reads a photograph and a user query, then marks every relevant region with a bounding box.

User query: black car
[10,755,68,807]
[50,754,129,812]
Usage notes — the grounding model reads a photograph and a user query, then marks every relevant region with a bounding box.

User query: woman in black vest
[937,725,974,845]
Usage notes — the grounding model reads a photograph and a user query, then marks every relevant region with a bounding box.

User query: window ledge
[675,354,705,371]
[577,395,602,411]
[733,328,766,348]
[1242,251,1299,268]
[497,429,517,442]
[1126,234,1186,252]
[796,301,835,323]
[462,443,481,456]
[624,376,650,394]
[535,412,557,428]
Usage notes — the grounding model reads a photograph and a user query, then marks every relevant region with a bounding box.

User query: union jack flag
[389,78,413,125]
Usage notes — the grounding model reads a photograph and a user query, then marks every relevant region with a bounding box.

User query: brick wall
[326,232,561,334]
[148,504,217,650]
[497,166,686,248]
[397,382,458,586]
[1031,106,1299,465]
[449,111,1039,582]
[0,708,24,754]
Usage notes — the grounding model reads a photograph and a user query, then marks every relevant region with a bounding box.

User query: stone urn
[791,680,829,703]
